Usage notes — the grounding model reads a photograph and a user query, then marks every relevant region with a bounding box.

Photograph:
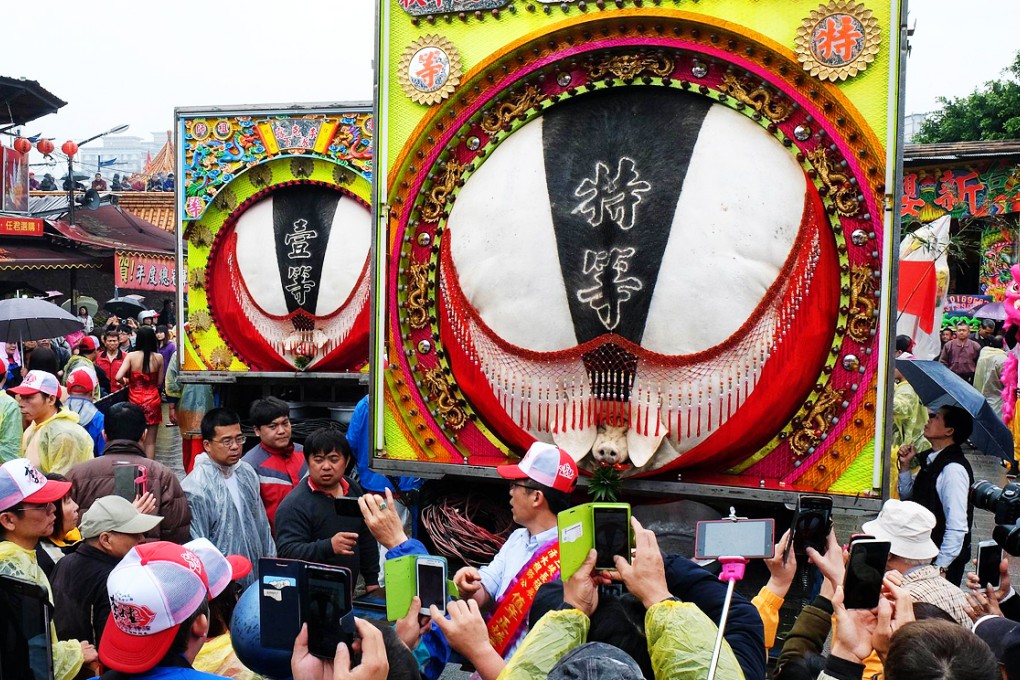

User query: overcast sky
[3,0,1017,154]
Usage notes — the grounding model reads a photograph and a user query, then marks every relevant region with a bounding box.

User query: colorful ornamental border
[398,35,464,106]
[795,0,881,82]
[383,15,888,492]
[180,112,373,223]
[182,156,370,373]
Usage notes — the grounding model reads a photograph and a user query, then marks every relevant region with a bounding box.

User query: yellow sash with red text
[486,540,560,657]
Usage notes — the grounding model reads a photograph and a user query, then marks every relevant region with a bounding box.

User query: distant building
[78,132,164,176]
[903,112,931,144]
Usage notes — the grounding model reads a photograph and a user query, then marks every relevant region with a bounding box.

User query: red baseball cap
[497,442,578,493]
[66,368,97,394]
[78,336,100,352]
[100,542,211,674]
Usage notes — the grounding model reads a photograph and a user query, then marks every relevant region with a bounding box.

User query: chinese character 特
[813,15,863,63]
[285,265,316,306]
[575,247,644,331]
[572,157,650,231]
[284,218,319,259]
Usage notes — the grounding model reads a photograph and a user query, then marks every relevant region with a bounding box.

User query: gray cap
[548,643,645,680]
[79,495,163,539]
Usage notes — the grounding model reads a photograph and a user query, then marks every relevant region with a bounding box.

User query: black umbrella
[0,297,84,342]
[60,171,91,182]
[104,296,148,320]
[895,359,1014,461]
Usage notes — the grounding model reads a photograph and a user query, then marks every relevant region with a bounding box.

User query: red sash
[486,539,560,657]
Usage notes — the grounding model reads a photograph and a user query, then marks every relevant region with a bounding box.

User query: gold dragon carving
[790,385,845,456]
[405,262,430,330]
[848,264,877,343]
[422,367,468,430]
[588,53,675,81]
[480,85,545,135]
[718,73,792,123]
[419,160,467,223]
[808,147,861,216]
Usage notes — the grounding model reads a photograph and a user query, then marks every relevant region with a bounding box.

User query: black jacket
[50,542,120,645]
[275,478,380,587]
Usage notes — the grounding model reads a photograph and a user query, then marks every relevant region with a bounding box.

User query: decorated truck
[370,0,907,511]
[175,103,375,435]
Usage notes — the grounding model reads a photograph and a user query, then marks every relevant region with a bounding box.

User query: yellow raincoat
[0,540,85,680]
[21,408,94,474]
[498,600,744,680]
[193,633,264,679]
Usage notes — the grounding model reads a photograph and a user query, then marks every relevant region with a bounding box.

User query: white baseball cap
[100,542,211,673]
[8,370,60,397]
[184,538,252,598]
[0,458,71,511]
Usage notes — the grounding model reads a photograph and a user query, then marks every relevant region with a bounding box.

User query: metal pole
[67,154,76,227]
[707,578,737,680]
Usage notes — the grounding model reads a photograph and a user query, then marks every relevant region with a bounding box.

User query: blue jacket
[346,396,421,494]
[663,554,767,680]
[67,397,104,456]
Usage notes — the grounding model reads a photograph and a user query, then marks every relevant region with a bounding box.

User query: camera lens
[971,480,1003,512]
[992,524,1020,557]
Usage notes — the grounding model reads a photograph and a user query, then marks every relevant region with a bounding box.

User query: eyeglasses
[511,482,540,493]
[8,503,55,514]
[211,436,246,448]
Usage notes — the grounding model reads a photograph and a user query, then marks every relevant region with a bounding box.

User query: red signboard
[115,251,176,292]
[0,216,44,236]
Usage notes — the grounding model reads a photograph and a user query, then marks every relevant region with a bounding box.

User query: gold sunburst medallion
[398,35,463,106]
[795,1,881,82]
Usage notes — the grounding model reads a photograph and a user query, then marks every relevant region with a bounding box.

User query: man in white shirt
[453,442,577,659]
[897,405,974,585]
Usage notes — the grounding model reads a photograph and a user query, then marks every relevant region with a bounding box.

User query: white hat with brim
[861,499,939,561]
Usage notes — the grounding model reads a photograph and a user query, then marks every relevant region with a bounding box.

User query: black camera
[971,480,1020,525]
[971,480,1020,556]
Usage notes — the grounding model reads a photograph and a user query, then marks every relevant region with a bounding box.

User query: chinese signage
[0,216,43,236]
[902,161,1020,221]
[116,251,176,292]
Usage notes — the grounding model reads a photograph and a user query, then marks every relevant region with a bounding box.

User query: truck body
[370,0,908,511]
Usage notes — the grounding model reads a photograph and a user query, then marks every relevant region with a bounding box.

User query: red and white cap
[8,370,60,397]
[78,336,100,352]
[100,542,212,674]
[184,538,252,598]
[66,367,98,394]
[0,458,71,512]
[497,441,578,493]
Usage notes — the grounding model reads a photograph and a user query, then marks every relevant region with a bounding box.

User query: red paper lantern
[13,137,31,154]
[36,139,54,156]
[61,140,78,157]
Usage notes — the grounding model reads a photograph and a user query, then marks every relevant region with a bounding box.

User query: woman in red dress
[115,326,165,458]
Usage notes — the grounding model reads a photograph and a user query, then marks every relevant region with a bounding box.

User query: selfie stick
[708,508,750,680]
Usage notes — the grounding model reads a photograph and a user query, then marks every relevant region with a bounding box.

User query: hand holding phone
[416,557,448,616]
[791,495,833,556]
[302,564,353,659]
[614,518,672,609]
[976,540,1003,589]
[593,505,631,570]
[842,539,891,609]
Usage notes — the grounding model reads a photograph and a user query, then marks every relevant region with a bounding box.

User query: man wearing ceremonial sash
[453,442,578,659]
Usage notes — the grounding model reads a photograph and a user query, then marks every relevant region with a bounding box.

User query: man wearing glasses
[242,397,307,533]
[0,458,98,679]
[453,442,578,659]
[182,408,275,587]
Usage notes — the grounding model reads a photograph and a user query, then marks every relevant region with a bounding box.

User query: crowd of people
[29,171,175,193]
[0,311,1017,678]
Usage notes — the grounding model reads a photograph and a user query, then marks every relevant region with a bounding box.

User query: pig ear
[626,395,666,468]
[553,423,597,462]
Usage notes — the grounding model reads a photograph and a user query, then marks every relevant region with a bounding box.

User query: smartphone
[977,540,1002,589]
[695,518,775,560]
[113,464,146,501]
[258,558,303,651]
[302,564,353,659]
[416,557,448,616]
[791,495,833,556]
[593,505,631,569]
[0,574,53,680]
[334,497,362,520]
[842,539,891,609]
